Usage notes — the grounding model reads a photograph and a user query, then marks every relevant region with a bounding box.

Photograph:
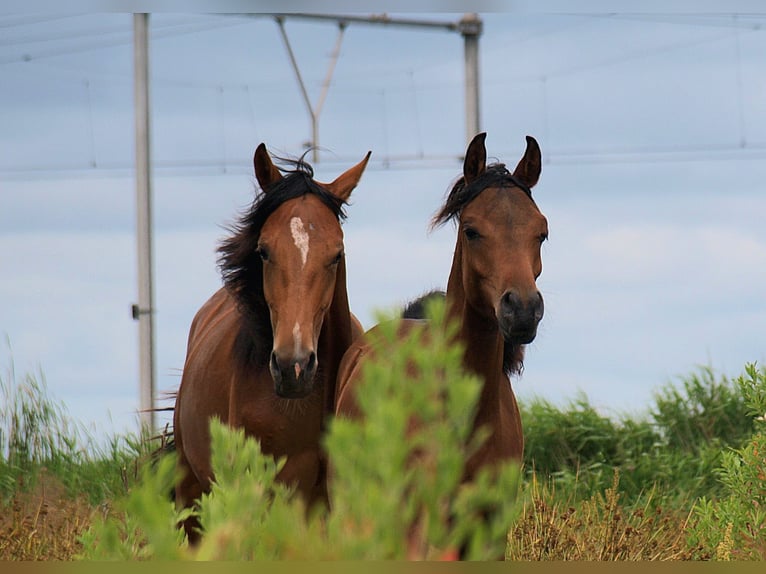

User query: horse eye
[464,228,481,241]
[331,251,343,265]
[539,232,549,244]
[257,247,270,262]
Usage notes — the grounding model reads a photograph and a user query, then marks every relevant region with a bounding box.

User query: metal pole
[276,16,318,163]
[257,13,459,32]
[460,13,482,145]
[133,13,155,433]
[315,23,346,123]
[251,13,472,158]
[275,17,347,164]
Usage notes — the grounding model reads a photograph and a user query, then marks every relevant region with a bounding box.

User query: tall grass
[0,350,150,506]
[1,332,763,559]
[0,347,164,559]
[506,469,704,560]
[521,366,757,506]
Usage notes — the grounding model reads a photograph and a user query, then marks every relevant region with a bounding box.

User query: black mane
[401,290,446,320]
[431,163,534,228]
[217,156,348,366]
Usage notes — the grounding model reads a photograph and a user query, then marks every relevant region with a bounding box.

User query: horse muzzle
[497,290,544,345]
[269,350,318,399]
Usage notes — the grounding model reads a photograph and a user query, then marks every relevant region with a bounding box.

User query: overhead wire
[0,15,77,29]
[0,16,249,66]
[0,20,131,46]
[5,139,766,182]
[2,13,765,180]
[594,13,766,31]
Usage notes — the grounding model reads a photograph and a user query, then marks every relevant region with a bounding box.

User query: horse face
[459,189,548,344]
[253,145,370,398]
[258,196,344,398]
[459,135,548,345]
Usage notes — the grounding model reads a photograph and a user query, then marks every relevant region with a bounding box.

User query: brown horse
[173,143,370,542]
[335,131,547,491]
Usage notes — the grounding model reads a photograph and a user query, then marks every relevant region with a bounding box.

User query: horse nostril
[269,351,284,385]
[307,351,316,372]
[534,292,544,320]
[501,291,519,314]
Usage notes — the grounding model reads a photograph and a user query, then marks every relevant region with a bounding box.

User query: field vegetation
[1,307,764,560]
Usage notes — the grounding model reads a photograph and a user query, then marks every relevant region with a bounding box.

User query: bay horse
[334,133,547,554]
[173,143,370,543]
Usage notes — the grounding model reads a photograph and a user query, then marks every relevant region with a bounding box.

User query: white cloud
[581,223,766,298]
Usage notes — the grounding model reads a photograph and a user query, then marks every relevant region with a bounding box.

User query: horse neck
[445,240,506,423]
[317,257,353,417]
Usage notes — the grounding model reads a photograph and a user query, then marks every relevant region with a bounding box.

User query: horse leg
[175,453,205,546]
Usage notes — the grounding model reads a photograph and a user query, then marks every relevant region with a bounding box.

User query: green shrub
[522,394,624,475]
[652,365,755,452]
[80,300,523,560]
[521,394,666,503]
[521,365,757,506]
[688,363,766,560]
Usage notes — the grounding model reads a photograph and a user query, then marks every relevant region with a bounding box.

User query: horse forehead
[262,196,342,242]
[464,186,543,227]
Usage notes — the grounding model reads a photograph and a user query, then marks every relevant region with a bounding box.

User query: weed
[688,364,766,561]
[507,469,704,560]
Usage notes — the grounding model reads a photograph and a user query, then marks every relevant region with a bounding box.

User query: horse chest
[228,378,324,455]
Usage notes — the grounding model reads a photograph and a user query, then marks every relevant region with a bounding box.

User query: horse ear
[463,132,487,185]
[324,151,372,201]
[512,136,542,189]
[254,143,283,192]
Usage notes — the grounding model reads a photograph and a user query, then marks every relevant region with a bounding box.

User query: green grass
[521,366,757,508]
[1,329,764,560]
[0,349,154,507]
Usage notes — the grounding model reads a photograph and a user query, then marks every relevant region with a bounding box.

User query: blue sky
[1,11,765,438]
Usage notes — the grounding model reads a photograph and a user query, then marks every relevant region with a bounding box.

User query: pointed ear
[253,143,282,192]
[323,151,372,201]
[463,132,487,185]
[512,136,542,189]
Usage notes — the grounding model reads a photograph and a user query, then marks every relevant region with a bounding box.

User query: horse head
[436,133,548,347]
[220,144,370,398]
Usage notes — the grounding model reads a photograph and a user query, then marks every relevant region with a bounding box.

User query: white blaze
[290,216,310,268]
[292,321,301,356]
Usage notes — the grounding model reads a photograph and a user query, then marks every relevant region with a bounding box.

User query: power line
[21,13,750,95]
[488,30,739,87]
[600,13,766,31]
[480,14,608,57]
[3,14,764,180]
[0,14,218,45]
[482,15,764,88]
[0,21,131,46]
[0,15,77,29]
[3,142,766,181]
[0,17,248,66]
[541,141,766,165]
